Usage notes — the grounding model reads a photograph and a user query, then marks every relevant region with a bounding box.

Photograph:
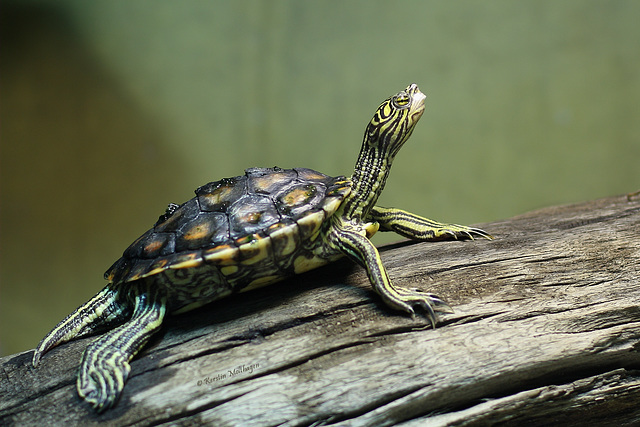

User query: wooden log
[2,194,640,426]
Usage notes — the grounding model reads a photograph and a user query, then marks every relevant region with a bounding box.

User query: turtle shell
[105,167,351,285]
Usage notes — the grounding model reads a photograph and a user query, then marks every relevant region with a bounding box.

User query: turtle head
[345,84,427,220]
[364,83,426,157]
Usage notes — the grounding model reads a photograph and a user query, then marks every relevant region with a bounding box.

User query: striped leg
[78,284,166,412]
[370,206,492,241]
[32,285,129,367]
[331,227,452,327]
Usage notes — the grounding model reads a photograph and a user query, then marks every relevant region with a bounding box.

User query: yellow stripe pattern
[77,283,166,412]
[370,206,493,241]
[32,285,126,367]
[327,224,452,327]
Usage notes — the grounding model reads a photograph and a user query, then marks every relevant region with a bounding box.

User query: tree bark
[2,194,640,426]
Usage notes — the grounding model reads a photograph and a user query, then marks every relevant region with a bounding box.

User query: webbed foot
[76,284,166,412]
[382,286,453,328]
[78,347,131,412]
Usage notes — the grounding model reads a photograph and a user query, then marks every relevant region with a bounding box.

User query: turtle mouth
[412,90,426,106]
[407,84,426,121]
[411,108,425,122]
[411,101,426,121]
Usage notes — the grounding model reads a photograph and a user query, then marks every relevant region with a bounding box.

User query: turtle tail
[32,284,130,367]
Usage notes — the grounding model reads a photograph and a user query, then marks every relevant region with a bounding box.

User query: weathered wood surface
[2,194,640,426]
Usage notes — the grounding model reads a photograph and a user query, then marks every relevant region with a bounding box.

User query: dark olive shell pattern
[105,167,351,286]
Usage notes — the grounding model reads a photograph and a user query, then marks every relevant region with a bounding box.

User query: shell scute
[196,177,246,212]
[123,258,156,282]
[154,198,199,233]
[295,210,326,240]
[247,167,297,195]
[228,194,281,239]
[237,234,272,266]
[294,168,332,182]
[202,244,238,266]
[105,258,128,281]
[166,251,204,270]
[107,167,351,285]
[266,220,300,258]
[174,211,229,252]
[123,230,176,260]
[275,182,325,217]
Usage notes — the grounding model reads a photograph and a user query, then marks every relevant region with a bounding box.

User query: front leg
[370,206,492,241]
[328,226,452,327]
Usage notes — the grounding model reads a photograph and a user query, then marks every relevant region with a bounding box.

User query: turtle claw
[31,349,44,368]
[468,226,493,240]
[412,299,438,328]
[450,225,493,241]
[426,294,454,314]
[391,287,453,328]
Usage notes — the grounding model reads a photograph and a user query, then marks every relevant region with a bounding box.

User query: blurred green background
[1,0,639,357]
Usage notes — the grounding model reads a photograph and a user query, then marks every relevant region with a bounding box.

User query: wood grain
[2,194,640,426]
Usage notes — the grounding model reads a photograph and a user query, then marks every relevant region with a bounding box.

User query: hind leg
[32,284,129,367]
[78,284,166,412]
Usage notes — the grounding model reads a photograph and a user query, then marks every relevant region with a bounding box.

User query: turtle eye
[391,92,410,109]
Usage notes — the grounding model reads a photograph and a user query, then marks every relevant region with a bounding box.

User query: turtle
[32,83,491,412]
